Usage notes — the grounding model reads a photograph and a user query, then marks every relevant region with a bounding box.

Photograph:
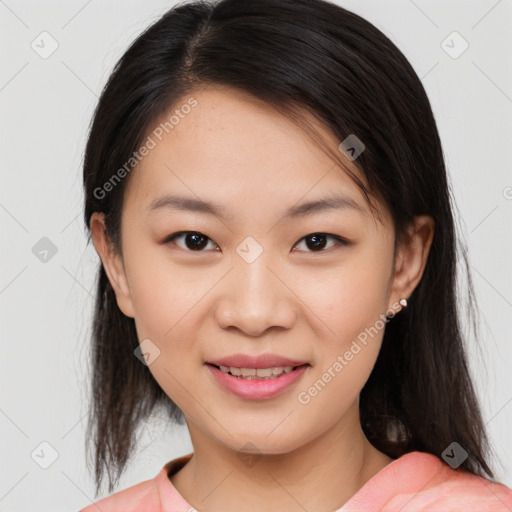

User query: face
[92,84,427,456]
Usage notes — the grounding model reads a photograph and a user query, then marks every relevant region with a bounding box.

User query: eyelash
[162,231,349,253]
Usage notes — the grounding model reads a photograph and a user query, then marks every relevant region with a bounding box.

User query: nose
[214,250,297,337]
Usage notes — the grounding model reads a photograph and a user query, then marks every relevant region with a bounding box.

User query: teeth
[256,368,273,377]
[218,365,296,379]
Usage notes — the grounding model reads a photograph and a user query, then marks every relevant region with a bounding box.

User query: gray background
[1,0,511,510]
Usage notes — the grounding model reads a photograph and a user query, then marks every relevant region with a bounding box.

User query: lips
[206,353,309,369]
[206,362,310,400]
[204,353,311,399]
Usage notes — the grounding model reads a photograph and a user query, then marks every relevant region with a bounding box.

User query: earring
[399,298,407,307]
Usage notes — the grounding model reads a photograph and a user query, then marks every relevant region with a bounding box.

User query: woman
[79,0,512,510]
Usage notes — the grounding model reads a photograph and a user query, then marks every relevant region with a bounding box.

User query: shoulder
[78,475,161,512]
[384,455,512,511]
[78,453,193,512]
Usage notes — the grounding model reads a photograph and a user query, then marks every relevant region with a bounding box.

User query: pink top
[78,451,512,511]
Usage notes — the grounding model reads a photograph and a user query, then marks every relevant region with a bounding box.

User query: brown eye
[294,233,347,252]
[162,231,348,253]
[163,231,218,251]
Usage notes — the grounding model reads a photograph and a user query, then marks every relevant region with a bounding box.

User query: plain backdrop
[1,0,511,510]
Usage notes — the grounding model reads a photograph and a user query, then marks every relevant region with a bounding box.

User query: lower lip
[206,364,309,400]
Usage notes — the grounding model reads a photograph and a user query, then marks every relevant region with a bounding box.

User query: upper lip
[206,353,309,369]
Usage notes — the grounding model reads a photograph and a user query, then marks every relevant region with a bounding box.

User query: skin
[91,84,434,512]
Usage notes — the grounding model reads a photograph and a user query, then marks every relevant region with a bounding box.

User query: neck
[170,404,394,512]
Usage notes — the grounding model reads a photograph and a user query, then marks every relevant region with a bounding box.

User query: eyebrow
[146,193,366,220]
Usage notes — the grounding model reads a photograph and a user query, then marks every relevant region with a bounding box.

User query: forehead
[123,85,378,222]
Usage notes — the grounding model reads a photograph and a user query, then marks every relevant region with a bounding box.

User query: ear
[388,215,435,312]
[90,212,135,318]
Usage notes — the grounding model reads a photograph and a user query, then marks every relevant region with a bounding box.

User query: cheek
[128,266,205,414]
[296,276,389,423]
[299,250,391,398]
[301,253,391,339]
[123,242,201,335]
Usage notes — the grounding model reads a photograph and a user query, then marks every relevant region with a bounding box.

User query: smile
[217,365,296,379]
[206,363,310,400]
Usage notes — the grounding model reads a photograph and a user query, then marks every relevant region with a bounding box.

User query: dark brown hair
[82,0,496,496]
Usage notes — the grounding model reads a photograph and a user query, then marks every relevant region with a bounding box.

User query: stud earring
[399,298,408,307]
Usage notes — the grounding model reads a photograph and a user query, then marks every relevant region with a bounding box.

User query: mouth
[205,361,311,400]
[206,363,310,380]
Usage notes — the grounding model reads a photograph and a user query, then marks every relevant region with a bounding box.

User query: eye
[163,231,348,253]
[293,233,348,253]
[163,231,219,251]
